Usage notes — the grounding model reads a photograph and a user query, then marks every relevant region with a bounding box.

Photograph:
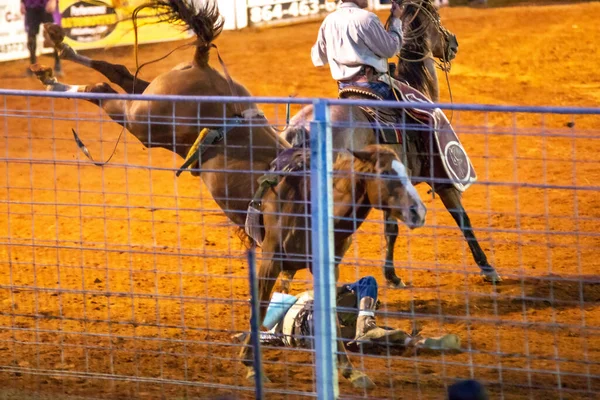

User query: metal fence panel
[0,89,598,399]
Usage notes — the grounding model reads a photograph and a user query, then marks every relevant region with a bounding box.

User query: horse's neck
[397,15,437,101]
[332,173,371,230]
[397,57,437,102]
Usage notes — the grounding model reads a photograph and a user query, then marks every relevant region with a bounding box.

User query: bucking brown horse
[29,0,428,389]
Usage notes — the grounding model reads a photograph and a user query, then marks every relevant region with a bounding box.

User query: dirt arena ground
[1,2,599,399]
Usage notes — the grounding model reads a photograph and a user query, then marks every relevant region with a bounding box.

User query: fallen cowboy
[233,276,461,353]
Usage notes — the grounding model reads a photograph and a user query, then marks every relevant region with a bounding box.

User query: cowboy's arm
[361,15,403,58]
[311,25,328,67]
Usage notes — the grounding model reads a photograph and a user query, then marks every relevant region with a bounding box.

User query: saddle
[244,147,309,246]
[338,86,406,145]
[339,76,477,192]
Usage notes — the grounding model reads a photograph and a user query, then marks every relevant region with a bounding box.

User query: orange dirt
[1,3,599,399]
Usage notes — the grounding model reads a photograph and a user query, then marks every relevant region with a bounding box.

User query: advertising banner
[0,0,193,62]
[60,0,193,50]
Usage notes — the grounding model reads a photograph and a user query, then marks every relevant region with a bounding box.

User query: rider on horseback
[311,0,403,100]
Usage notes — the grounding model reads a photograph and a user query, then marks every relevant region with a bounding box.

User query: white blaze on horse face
[391,159,426,225]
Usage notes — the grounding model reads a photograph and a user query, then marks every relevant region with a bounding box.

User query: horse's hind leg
[88,60,149,95]
[31,64,117,101]
[436,186,502,283]
[43,23,149,94]
[30,65,129,129]
[383,211,407,288]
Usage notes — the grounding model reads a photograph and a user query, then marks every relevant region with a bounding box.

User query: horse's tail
[134,0,224,66]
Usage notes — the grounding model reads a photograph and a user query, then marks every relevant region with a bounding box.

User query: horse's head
[388,0,458,100]
[350,146,426,229]
[397,0,458,62]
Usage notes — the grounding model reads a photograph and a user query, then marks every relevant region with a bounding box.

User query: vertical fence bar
[310,99,338,399]
[247,247,264,399]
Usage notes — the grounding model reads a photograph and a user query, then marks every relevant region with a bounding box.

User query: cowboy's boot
[350,297,403,344]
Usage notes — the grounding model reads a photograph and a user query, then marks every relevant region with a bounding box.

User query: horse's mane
[134,0,224,66]
[393,0,437,98]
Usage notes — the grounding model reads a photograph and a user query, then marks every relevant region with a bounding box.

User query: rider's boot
[351,296,403,344]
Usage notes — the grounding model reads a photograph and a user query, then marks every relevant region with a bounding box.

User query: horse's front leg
[279,270,296,294]
[240,240,282,382]
[43,23,150,94]
[383,211,407,287]
[436,186,502,283]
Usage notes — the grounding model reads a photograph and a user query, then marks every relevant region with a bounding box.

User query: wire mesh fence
[0,89,598,399]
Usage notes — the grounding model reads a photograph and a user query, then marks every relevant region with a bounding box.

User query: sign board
[59,0,193,51]
[246,0,338,27]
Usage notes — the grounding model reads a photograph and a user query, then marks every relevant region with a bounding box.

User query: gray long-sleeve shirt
[311,2,403,80]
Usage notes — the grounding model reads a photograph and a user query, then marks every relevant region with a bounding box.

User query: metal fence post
[247,247,264,399]
[310,99,338,399]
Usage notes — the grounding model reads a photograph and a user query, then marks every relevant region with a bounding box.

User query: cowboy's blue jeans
[338,80,397,102]
[346,276,378,302]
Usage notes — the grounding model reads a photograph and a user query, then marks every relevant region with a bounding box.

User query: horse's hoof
[231,332,247,343]
[481,270,502,284]
[42,23,65,48]
[245,366,271,383]
[388,279,407,288]
[385,274,407,288]
[29,64,56,85]
[347,370,375,390]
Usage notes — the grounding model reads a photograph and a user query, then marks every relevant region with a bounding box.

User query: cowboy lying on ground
[233,276,461,352]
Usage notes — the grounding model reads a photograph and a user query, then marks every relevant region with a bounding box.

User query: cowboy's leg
[346,275,378,303]
[347,276,405,343]
[24,7,45,66]
[345,276,461,350]
[338,80,397,101]
[27,33,37,65]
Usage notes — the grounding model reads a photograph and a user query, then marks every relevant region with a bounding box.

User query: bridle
[387,0,455,118]
[389,0,455,69]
